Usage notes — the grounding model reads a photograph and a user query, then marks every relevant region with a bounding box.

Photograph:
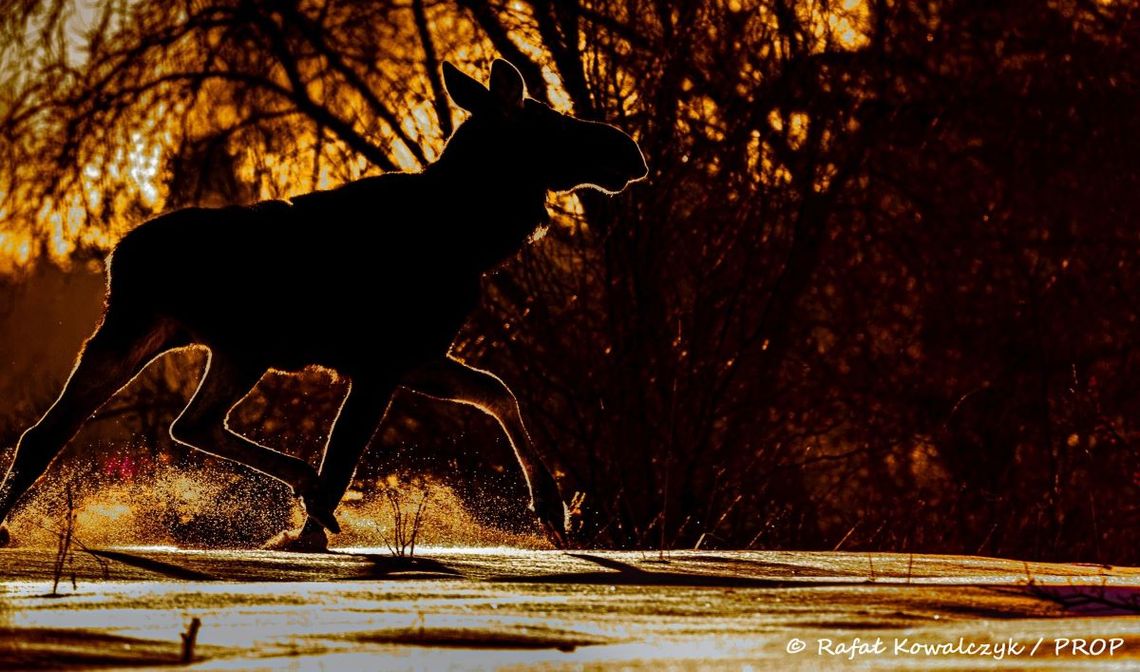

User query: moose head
[441,59,648,194]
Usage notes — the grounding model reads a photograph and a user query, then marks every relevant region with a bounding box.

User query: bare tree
[2,0,1138,559]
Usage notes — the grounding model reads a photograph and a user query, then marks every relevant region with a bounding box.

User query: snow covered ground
[1,548,1138,670]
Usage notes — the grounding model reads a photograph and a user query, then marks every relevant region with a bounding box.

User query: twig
[24,514,112,580]
[180,617,201,663]
[50,484,77,596]
[384,485,431,557]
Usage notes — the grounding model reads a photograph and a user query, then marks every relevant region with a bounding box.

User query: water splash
[5,463,547,550]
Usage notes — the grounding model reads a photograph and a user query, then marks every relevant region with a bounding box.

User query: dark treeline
[0,0,1137,561]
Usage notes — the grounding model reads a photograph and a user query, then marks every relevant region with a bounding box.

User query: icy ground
[1,548,1139,670]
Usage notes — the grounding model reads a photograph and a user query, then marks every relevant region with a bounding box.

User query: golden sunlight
[0,0,873,271]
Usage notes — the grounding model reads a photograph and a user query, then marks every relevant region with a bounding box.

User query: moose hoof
[538,518,567,549]
[297,490,341,534]
[264,526,329,553]
[531,498,569,549]
[0,525,9,548]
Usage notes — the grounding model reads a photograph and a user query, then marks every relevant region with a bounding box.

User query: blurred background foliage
[0,0,1138,560]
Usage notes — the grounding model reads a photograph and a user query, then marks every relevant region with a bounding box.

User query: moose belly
[116,204,480,377]
[219,267,479,377]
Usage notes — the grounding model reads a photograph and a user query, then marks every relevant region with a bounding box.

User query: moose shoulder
[0,59,646,552]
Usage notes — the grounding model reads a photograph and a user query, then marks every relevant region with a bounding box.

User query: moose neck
[426,128,549,270]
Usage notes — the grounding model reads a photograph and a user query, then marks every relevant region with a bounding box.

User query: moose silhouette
[0,59,647,551]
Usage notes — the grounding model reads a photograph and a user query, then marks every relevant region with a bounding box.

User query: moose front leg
[402,356,570,547]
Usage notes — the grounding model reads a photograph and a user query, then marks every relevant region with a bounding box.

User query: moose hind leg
[168,350,339,533]
[0,313,179,535]
[402,357,569,547]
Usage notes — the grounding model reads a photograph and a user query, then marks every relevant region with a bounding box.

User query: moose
[0,59,647,551]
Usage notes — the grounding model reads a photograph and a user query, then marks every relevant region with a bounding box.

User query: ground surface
[1,547,1139,670]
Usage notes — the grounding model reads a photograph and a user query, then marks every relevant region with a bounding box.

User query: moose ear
[488,59,525,111]
[443,61,489,115]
